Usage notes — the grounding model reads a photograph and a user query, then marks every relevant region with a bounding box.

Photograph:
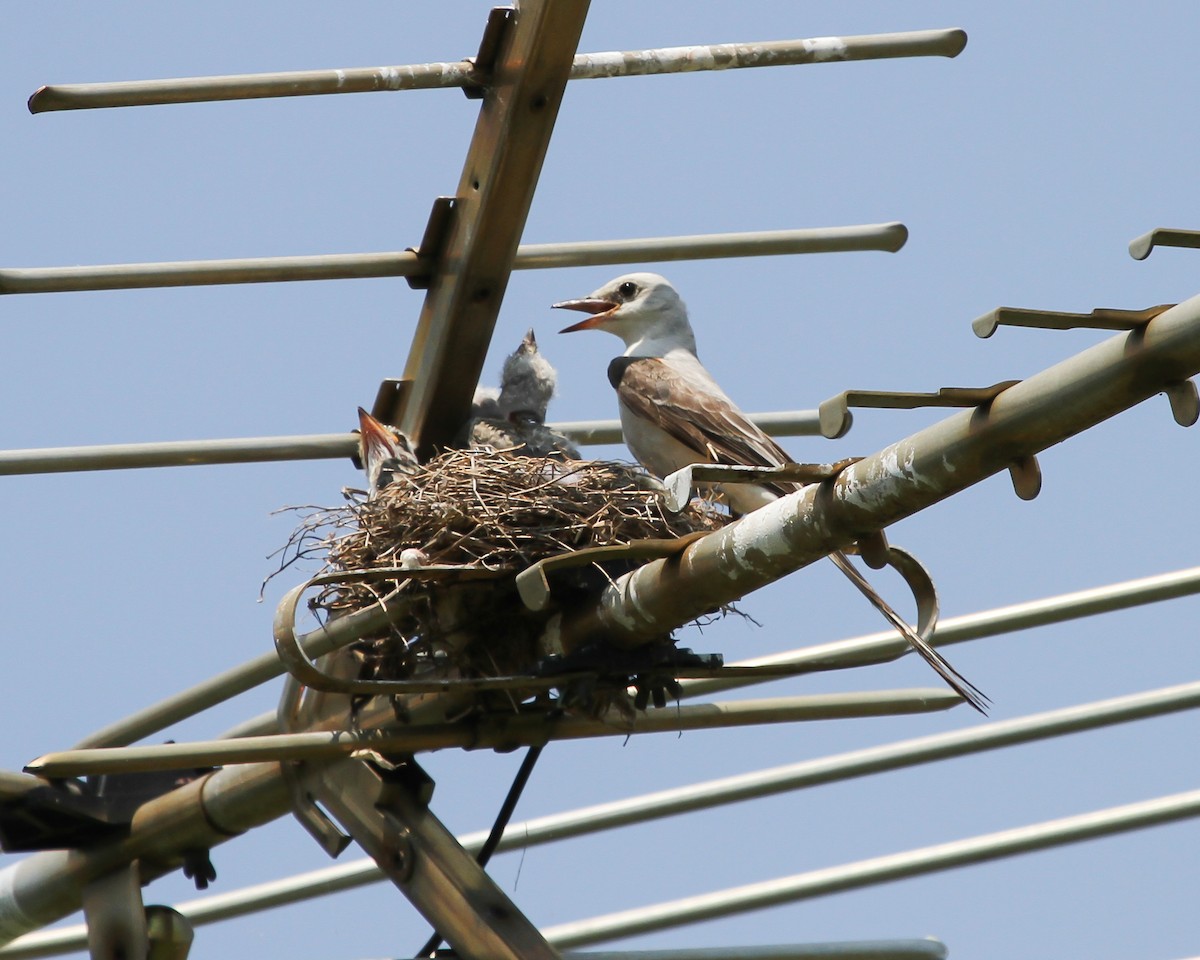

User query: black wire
[414,742,545,958]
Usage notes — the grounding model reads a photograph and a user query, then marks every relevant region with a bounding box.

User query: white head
[554,272,697,357]
[497,328,557,422]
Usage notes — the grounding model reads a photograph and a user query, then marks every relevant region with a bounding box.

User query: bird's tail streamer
[829,550,990,714]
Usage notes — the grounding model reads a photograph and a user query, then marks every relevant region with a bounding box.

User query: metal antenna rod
[542,788,1200,947]
[27,30,966,112]
[28,690,963,777]
[0,225,907,295]
[0,409,828,476]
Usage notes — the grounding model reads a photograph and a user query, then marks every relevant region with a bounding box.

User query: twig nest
[331,449,722,576]
[288,449,727,701]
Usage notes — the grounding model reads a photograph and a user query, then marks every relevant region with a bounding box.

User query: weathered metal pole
[27,690,962,777]
[0,674,473,949]
[556,293,1200,650]
[394,2,590,455]
[0,409,826,477]
[27,30,965,112]
[0,225,905,296]
[0,763,290,950]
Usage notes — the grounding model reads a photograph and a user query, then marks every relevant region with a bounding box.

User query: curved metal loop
[860,541,988,712]
[516,534,708,611]
[272,564,542,855]
[274,585,362,858]
[272,566,574,696]
[879,543,940,643]
[273,578,360,692]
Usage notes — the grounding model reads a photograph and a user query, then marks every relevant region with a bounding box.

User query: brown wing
[611,356,797,489]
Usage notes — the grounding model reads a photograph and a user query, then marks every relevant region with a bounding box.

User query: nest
[279,449,728,708]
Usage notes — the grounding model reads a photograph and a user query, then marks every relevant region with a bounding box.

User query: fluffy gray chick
[468,329,580,459]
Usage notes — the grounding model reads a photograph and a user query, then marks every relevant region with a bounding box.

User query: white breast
[618,398,789,514]
[618,399,703,477]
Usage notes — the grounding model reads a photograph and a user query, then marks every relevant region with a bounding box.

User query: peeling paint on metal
[802,37,850,61]
[572,51,625,77]
[840,447,909,513]
[726,496,798,577]
[574,43,776,79]
[840,443,944,516]
[796,490,833,542]
[603,577,644,633]
[683,48,719,72]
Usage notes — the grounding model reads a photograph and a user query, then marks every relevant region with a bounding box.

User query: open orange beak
[553,297,619,333]
[357,406,398,461]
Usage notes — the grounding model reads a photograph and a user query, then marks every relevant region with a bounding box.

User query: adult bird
[467,329,580,459]
[555,271,987,712]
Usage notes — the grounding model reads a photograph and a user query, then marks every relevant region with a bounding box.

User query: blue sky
[3,4,1199,959]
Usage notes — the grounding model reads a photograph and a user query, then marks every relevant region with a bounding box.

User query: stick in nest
[270,450,732,701]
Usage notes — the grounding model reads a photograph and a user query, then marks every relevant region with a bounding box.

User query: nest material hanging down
[297,448,728,701]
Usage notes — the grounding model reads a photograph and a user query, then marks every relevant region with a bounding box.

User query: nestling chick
[356,407,419,498]
[498,327,558,423]
[467,329,580,459]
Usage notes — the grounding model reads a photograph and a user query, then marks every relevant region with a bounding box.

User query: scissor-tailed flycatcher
[556,272,987,712]
[467,329,580,459]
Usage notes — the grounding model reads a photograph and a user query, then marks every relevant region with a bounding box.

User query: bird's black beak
[552,297,619,333]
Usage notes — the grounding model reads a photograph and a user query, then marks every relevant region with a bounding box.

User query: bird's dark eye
[617,281,638,299]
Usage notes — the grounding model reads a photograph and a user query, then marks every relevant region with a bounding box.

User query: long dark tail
[829,550,990,714]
